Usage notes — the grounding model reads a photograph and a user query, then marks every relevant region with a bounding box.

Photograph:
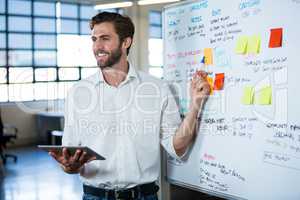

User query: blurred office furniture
[50,130,64,145]
[0,109,18,165]
[35,111,64,145]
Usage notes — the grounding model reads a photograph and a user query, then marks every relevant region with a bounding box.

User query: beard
[96,45,122,69]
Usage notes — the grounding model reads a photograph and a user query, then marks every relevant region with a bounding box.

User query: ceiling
[50,0,181,5]
[51,0,140,5]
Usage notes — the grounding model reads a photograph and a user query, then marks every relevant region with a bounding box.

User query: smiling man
[49,12,210,200]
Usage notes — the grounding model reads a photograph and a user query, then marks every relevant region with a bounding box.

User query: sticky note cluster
[206,73,225,95]
[242,86,272,105]
[235,35,261,54]
[235,28,283,54]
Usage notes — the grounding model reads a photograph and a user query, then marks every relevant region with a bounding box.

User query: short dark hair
[90,12,135,55]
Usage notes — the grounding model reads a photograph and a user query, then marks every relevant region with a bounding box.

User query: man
[50,12,210,200]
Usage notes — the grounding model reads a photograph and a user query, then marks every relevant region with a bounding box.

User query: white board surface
[163,0,300,199]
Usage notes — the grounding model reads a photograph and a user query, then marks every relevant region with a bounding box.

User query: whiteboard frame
[162,1,246,199]
[167,177,247,200]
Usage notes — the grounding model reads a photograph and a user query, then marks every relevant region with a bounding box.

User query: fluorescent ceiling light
[138,0,180,5]
[94,1,133,10]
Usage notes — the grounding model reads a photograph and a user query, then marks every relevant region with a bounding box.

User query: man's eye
[91,37,97,42]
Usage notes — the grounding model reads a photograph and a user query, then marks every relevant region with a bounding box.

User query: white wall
[127,4,165,72]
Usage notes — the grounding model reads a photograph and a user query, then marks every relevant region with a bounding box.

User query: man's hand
[49,148,96,174]
[190,70,211,112]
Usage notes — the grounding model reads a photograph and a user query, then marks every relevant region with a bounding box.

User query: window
[81,68,99,79]
[80,20,90,34]
[34,51,57,66]
[34,82,58,100]
[34,18,56,33]
[9,83,34,101]
[148,38,163,67]
[59,19,78,34]
[8,33,32,49]
[0,85,8,102]
[148,11,163,79]
[0,33,6,48]
[8,0,31,15]
[0,16,5,30]
[59,68,79,81]
[80,5,98,19]
[35,68,57,82]
[59,3,78,18]
[9,67,33,84]
[57,34,96,67]
[149,11,162,38]
[33,1,56,17]
[0,68,7,83]
[0,0,103,102]
[34,35,56,49]
[8,16,32,32]
[0,51,6,67]
[0,0,6,14]
[8,50,33,66]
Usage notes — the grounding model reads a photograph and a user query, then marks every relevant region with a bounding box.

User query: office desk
[35,112,64,144]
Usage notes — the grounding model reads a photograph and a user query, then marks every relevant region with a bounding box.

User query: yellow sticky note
[255,86,272,105]
[235,36,248,54]
[242,86,254,105]
[206,77,214,95]
[204,48,213,65]
[247,35,261,54]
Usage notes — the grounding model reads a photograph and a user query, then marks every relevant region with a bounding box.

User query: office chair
[0,109,17,165]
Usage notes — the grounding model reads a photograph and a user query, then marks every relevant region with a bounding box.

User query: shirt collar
[89,62,140,86]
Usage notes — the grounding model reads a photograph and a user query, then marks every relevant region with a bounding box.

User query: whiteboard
[163,0,300,199]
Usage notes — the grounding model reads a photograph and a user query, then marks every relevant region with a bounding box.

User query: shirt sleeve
[160,83,188,160]
[62,90,81,146]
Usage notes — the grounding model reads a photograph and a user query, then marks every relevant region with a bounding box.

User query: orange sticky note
[269,28,282,48]
[206,76,214,95]
[214,73,225,90]
[204,48,213,65]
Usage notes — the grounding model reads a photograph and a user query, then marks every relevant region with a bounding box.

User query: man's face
[91,22,123,69]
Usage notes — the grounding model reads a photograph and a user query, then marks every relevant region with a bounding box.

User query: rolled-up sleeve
[160,84,187,160]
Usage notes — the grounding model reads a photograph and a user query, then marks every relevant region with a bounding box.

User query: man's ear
[122,37,132,49]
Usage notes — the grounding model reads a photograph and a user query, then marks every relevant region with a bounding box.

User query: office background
[0,0,164,146]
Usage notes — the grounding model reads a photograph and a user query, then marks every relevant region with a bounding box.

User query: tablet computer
[38,145,105,160]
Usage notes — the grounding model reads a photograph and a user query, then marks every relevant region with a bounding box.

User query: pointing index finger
[196,70,208,79]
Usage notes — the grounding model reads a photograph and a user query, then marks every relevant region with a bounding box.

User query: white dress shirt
[62,63,183,189]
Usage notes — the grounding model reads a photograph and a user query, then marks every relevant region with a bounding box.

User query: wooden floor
[0,147,82,200]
